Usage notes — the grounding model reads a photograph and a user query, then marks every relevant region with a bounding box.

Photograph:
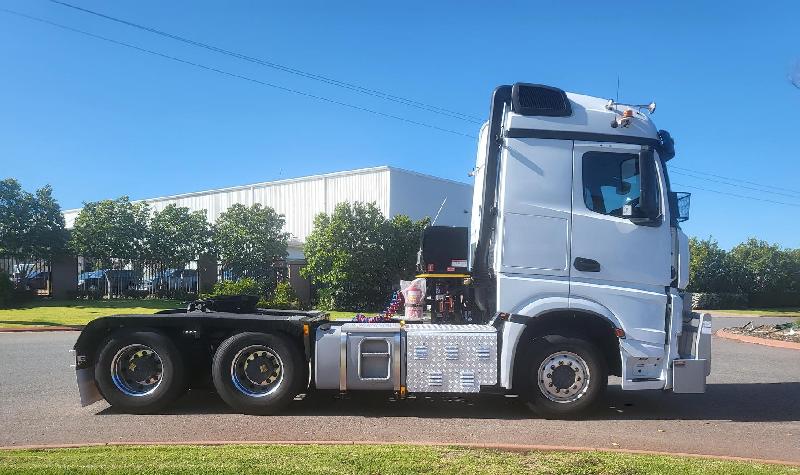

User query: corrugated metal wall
[63,167,392,243]
[388,168,472,227]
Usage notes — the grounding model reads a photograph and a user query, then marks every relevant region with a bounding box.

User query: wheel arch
[502,307,623,391]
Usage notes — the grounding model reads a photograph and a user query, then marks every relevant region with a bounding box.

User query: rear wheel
[95,330,187,414]
[522,334,607,418]
[212,332,303,415]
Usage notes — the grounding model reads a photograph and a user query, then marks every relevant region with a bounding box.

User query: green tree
[29,185,69,259]
[0,179,67,260]
[302,202,427,311]
[387,214,430,284]
[728,238,795,294]
[70,196,149,268]
[212,203,289,289]
[687,236,736,293]
[146,204,211,269]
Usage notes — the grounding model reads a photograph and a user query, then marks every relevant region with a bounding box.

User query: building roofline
[384,166,471,187]
[62,165,471,214]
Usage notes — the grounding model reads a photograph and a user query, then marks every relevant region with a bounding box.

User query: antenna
[616,76,620,104]
[431,197,447,226]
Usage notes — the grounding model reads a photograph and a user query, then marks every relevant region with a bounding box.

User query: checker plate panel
[405,326,497,393]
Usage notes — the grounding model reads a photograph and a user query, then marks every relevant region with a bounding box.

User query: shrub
[258,281,302,310]
[691,292,749,310]
[205,278,262,298]
[748,292,800,308]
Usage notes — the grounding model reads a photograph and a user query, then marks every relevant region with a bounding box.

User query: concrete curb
[0,440,798,467]
[0,326,82,333]
[716,329,800,350]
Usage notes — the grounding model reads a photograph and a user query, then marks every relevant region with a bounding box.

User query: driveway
[1,316,798,462]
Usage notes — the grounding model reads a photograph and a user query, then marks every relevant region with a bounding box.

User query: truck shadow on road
[97,382,800,422]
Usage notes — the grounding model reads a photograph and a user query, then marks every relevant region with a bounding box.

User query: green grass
[324,310,374,320]
[0,299,376,328]
[0,299,183,328]
[705,307,800,317]
[0,444,795,475]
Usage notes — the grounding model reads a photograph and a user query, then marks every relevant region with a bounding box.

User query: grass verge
[324,310,377,320]
[0,444,795,475]
[706,307,800,317]
[0,299,183,328]
[0,300,372,328]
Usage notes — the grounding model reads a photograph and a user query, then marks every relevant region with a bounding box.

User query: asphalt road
[1,316,798,462]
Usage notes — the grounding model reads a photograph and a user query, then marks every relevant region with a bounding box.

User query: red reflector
[614,328,626,338]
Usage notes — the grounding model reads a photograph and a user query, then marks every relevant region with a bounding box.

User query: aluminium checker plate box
[405,324,497,393]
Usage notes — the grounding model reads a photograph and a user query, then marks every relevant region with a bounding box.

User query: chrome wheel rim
[230,345,284,397]
[111,344,164,397]
[537,351,590,403]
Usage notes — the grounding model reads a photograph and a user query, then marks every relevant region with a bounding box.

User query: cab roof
[503,84,660,144]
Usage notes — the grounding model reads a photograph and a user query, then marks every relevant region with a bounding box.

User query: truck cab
[466,84,709,411]
[73,83,711,418]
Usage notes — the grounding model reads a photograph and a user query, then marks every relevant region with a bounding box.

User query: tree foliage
[728,238,798,294]
[146,204,210,269]
[0,179,67,260]
[69,196,149,267]
[688,236,800,299]
[213,203,289,288]
[302,202,428,311]
[687,237,735,293]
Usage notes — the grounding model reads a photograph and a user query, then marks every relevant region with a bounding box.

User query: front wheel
[523,335,607,419]
[212,332,303,415]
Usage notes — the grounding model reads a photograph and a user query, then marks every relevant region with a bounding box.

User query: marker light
[623,109,634,118]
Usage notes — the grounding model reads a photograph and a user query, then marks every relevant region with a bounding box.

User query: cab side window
[582,152,643,217]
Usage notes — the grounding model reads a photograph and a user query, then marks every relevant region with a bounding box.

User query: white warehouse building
[63,166,473,262]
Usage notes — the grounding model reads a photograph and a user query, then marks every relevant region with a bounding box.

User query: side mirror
[623,148,661,226]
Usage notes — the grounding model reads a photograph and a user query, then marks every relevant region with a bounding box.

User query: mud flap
[672,312,712,393]
[679,312,712,376]
[672,359,707,393]
[76,367,102,406]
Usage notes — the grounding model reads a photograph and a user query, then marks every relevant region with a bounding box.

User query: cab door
[569,142,672,346]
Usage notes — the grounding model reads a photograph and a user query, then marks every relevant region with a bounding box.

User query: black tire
[95,330,187,414]
[522,334,607,419]
[212,332,303,415]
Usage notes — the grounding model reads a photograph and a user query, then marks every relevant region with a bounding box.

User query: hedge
[748,292,800,308]
[691,292,749,310]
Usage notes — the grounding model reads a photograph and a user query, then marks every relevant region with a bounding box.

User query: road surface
[1,316,798,462]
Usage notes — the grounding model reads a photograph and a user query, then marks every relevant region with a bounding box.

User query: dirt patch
[723,321,800,344]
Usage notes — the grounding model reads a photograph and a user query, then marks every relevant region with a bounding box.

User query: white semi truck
[73,83,711,418]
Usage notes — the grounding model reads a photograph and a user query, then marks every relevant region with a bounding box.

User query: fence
[76,256,290,300]
[0,257,52,296]
[77,257,200,299]
[2,254,301,302]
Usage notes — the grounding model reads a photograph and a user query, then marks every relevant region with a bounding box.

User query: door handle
[573,257,601,272]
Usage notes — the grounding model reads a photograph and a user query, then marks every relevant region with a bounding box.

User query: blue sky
[1,0,798,249]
